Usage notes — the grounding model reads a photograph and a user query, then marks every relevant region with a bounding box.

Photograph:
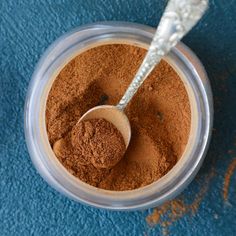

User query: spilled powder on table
[223,158,236,201]
[146,168,215,233]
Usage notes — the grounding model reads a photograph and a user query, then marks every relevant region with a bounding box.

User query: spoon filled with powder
[71,118,126,169]
[76,0,208,168]
[53,118,126,169]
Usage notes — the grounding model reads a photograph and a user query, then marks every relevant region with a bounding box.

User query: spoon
[79,0,208,147]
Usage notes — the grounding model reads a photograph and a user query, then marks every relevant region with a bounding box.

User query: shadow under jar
[24,22,213,210]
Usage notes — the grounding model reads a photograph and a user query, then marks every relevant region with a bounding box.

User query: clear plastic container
[24,22,213,210]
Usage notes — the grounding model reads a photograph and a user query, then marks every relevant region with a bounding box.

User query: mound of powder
[70,118,126,168]
[53,118,126,169]
[46,44,191,190]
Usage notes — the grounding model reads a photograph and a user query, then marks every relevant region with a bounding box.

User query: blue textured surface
[1,0,236,235]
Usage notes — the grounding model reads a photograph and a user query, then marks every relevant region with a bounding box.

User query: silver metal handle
[117,0,208,110]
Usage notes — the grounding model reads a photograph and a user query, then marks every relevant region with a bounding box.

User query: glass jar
[24,22,213,210]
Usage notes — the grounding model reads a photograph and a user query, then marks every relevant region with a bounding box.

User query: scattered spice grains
[223,158,236,201]
[46,44,191,190]
[146,169,215,233]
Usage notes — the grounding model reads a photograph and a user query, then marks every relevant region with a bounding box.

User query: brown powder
[71,118,125,168]
[46,44,191,190]
[223,158,236,201]
[146,168,215,233]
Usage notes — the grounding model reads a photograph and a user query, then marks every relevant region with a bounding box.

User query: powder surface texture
[46,44,191,190]
[71,118,125,168]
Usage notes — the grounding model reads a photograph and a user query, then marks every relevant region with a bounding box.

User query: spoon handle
[117,0,208,110]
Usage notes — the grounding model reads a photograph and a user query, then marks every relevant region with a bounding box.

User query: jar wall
[24,22,213,210]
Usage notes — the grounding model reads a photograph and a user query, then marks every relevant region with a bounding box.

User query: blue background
[1,0,236,235]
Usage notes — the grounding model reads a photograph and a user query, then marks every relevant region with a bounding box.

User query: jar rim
[24,22,213,210]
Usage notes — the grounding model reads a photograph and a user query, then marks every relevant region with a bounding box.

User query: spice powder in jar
[46,44,191,191]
